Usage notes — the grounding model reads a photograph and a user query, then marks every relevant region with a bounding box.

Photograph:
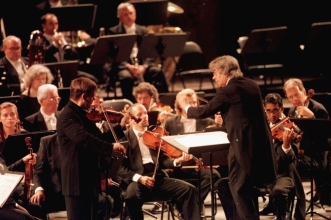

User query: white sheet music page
[174,131,229,147]
[0,173,24,207]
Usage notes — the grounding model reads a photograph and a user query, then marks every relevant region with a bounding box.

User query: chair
[172,41,215,92]
[102,99,133,111]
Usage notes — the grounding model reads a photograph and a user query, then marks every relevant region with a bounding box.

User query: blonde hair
[174,88,198,115]
[283,78,306,96]
[23,64,54,90]
[0,102,19,143]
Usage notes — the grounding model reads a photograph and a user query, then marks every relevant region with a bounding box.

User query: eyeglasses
[7,47,22,51]
[47,97,61,102]
[265,108,280,114]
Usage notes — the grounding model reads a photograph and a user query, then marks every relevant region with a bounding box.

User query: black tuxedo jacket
[23,110,61,132]
[34,133,62,194]
[57,100,114,197]
[118,128,176,187]
[187,77,277,186]
[0,56,28,95]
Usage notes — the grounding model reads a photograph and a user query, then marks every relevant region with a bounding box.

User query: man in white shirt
[23,84,60,132]
[0,35,28,95]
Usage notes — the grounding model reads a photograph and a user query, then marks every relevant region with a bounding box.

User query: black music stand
[128,0,168,26]
[162,131,230,220]
[137,33,188,67]
[241,26,287,87]
[89,34,137,65]
[0,95,21,105]
[43,60,79,87]
[2,131,56,167]
[290,118,331,219]
[48,4,97,31]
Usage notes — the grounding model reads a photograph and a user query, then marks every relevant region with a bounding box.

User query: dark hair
[264,93,283,107]
[133,82,159,103]
[69,77,97,101]
[41,13,56,25]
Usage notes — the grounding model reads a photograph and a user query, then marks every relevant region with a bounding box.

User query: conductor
[178,55,277,219]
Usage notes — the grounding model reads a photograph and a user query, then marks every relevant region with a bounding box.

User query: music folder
[2,131,56,167]
[161,131,230,155]
[0,171,24,208]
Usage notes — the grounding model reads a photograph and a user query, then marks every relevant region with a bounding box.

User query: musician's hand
[296,106,314,118]
[214,113,223,127]
[30,190,46,204]
[22,153,37,165]
[113,143,127,155]
[158,110,172,124]
[120,110,131,128]
[138,176,155,189]
[174,152,193,165]
[177,96,189,114]
[283,129,295,149]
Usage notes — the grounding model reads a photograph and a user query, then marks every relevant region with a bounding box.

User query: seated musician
[0,153,41,220]
[163,88,222,215]
[116,103,200,220]
[30,133,113,219]
[16,64,54,120]
[283,78,330,203]
[23,84,61,132]
[0,35,28,96]
[108,2,169,102]
[259,93,306,220]
[0,102,45,219]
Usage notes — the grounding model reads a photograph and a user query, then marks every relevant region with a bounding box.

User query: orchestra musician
[16,64,54,120]
[30,133,114,219]
[163,88,222,216]
[0,35,28,95]
[178,55,277,219]
[116,103,200,220]
[23,84,61,132]
[108,2,169,102]
[0,102,45,219]
[283,78,330,203]
[56,77,126,220]
[259,93,306,220]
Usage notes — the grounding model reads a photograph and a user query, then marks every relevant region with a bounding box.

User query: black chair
[171,41,215,92]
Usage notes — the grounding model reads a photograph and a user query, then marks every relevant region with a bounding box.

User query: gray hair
[37,84,58,104]
[2,35,21,48]
[209,55,243,78]
[117,2,135,16]
[23,64,54,89]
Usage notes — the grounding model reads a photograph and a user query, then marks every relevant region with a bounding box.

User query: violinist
[259,93,306,220]
[133,82,173,125]
[56,77,126,220]
[0,102,45,219]
[163,88,221,215]
[284,78,330,202]
[117,103,200,220]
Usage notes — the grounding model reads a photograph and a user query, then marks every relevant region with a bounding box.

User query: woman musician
[0,102,44,220]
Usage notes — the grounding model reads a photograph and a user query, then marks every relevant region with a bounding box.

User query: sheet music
[0,173,24,208]
[173,132,229,147]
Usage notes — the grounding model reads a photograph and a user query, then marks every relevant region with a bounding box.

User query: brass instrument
[28,30,46,67]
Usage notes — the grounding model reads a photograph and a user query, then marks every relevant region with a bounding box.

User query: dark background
[2,0,331,72]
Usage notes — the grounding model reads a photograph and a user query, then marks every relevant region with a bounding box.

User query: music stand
[2,131,56,167]
[48,4,97,31]
[128,0,168,26]
[290,118,331,219]
[241,26,287,87]
[137,33,188,66]
[89,34,137,65]
[43,61,79,87]
[0,95,20,105]
[162,131,230,220]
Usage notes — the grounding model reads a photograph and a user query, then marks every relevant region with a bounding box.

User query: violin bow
[152,121,165,179]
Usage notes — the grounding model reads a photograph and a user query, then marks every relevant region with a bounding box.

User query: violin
[271,116,303,144]
[23,137,34,203]
[142,126,205,169]
[150,103,175,125]
[86,107,124,123]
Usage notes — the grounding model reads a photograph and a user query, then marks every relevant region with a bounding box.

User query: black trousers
[64,195,99,220]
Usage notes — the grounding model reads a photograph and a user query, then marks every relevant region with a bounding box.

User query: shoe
[259,204,275,215]
[150,205,168,214]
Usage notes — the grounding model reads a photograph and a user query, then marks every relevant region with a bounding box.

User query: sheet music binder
[0,171,24,208]
[89,34,137,65]
[161,131,230,155]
